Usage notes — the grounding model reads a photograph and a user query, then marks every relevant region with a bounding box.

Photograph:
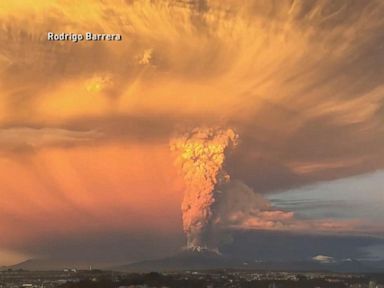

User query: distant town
[0,269,384,288]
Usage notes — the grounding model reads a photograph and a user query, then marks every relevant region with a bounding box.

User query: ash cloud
[1,0,383,191]
[169,128,350,252]
[170,127,238,251]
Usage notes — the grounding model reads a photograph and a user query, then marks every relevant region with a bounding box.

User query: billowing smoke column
[170,127,238,252]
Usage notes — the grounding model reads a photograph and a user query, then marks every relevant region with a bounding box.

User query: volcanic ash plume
[170,128,238,251]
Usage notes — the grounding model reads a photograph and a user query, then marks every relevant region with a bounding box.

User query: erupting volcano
[170,127,238,252]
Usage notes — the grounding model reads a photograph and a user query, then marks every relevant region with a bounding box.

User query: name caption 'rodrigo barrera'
[47,32,122,42]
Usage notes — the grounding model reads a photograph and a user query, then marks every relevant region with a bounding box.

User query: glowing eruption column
[170,128,238,251]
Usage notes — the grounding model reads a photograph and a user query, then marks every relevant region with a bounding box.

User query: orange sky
[0,143,184,262]
[0,144,184,237]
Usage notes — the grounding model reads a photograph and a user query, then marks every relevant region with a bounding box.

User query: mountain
[7,258,105,271]
[7,253,384,273]
[114,250,383,273]
[114,249,244,272]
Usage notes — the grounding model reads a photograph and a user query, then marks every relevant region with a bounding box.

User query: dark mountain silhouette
[114,250,383,273]
[8,258,102,271]
[6,253,384,273]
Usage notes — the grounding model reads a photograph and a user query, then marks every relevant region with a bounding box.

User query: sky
[0,0,383,266]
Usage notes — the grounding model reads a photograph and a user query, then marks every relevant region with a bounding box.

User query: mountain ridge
[5,253,384,273]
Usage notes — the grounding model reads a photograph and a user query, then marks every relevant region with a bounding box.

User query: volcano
[113,249,383,273]
[114,249,247,272]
